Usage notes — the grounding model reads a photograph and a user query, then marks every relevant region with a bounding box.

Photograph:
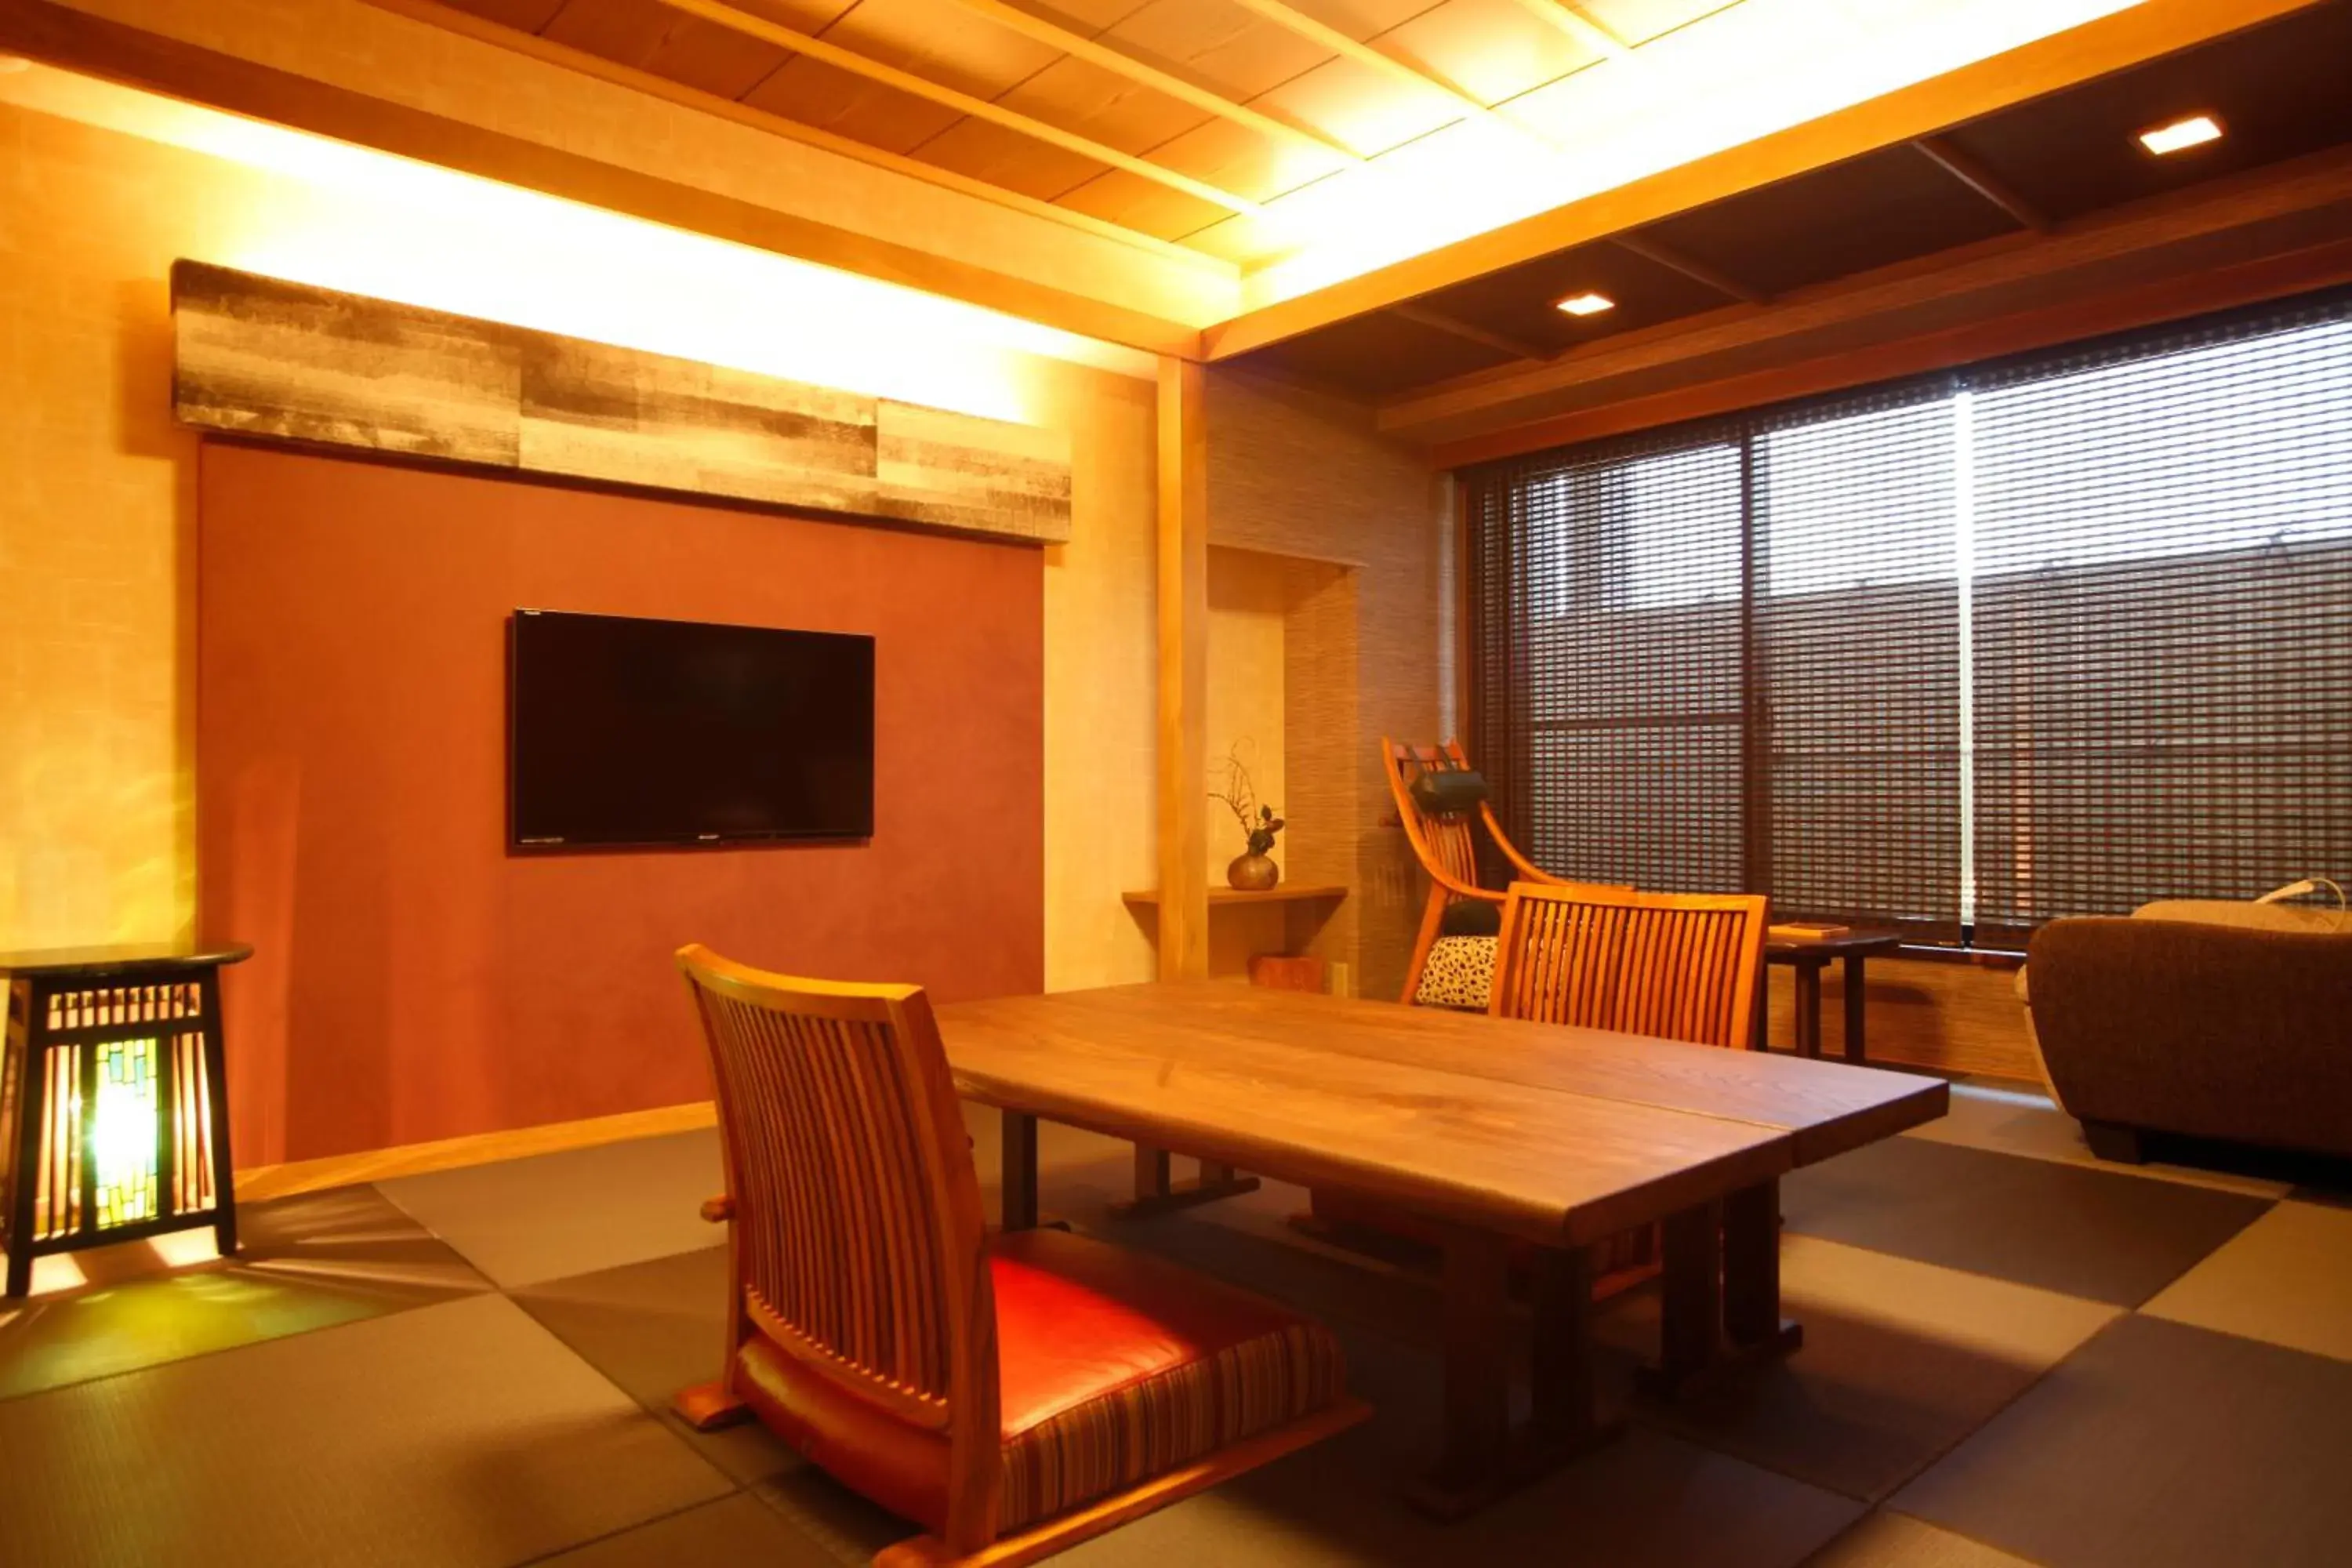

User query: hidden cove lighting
[2138,114,2222,155]
[1555,292,1617,318]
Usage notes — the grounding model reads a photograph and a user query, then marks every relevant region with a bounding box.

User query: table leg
[1639,1200,1722,1398]
[1724,1179,1802,1359]
[1793,962,1824,1058]
[1109,1146,1261,1220]
[1841,955,1868,1064]
[1641,1186,1802,1401]
[1530,1245,1597,1445]
[1750,962,1769,1052]
[1133,1144,1171,1202]
[1408,1226,1511,1519]
[1401,1232,1624,1521]
[1000,1111,1038,1232]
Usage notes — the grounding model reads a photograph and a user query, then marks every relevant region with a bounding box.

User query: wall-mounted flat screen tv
[509,609,875,848]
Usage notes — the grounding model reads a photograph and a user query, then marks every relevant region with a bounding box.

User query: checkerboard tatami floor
[2,1082,2347,1567]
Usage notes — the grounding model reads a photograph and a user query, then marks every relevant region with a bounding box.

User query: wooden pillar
[1112,358,1271,1220]
[1156,356,1209,981]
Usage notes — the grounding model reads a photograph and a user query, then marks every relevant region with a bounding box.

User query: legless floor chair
[672,945,1367,1567]
[1311,880,1767,1301]
[1488,881,1767,1048]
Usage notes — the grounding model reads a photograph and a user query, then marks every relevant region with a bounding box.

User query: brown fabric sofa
[2024,906,2352,1162]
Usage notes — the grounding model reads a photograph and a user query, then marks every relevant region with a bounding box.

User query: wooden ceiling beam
[360,0,1215,267]
[1218,0,1555,150]
[0,0,1210,356]
[1202,0,2323,359]
[655,0,1265,216]
[1380,143,2352,445]
[1911,133,2054,232]
[1502,0,1632,59]
[1610,231,1768,304]
[931,0,1361,166]
[1391,303,1551,362]
[1432,233,2352,466]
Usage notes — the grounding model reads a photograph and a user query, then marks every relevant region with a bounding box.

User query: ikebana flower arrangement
[1210,743,1286,891]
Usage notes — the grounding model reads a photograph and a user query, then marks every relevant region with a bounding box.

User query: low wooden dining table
[935,982,1947,1516]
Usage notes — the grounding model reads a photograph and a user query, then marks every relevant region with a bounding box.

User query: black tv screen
[508,609,874,848]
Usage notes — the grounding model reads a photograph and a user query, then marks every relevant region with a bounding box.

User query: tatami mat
[0,1292,731,1566]
[377,1129,724,1289]
[746,1465,918,1563]
[1596,1235,2118,1502]
[1893,1313,2352,1568]
[1060,1422,1862,1568]
[1802,1511,2043,1567]
[534,1493,844,1567]
[2141,1199,2352,1362]
[1781,1134,2270,1305]
[0,1184,489,1402]
[510,1245,801,1485]
[1900,1082,2295,1199]
[8,1088,2336,1567]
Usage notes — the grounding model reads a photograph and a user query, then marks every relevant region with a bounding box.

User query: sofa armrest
[2026,917,2352,1157]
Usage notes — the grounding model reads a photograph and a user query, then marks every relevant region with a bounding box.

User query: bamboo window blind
[1461,288,2352,946]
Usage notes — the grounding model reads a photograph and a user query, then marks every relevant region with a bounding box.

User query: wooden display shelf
[1122,884,1349,908]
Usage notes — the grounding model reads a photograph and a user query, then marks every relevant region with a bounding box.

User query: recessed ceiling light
[1555,292,1616,317]
[2138,114,2222,155]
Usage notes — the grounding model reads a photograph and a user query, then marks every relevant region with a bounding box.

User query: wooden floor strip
[236,1102,717,1202]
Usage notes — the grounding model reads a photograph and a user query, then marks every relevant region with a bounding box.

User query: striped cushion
[998,1321,1345,1530]
[989,1229,1348,1532]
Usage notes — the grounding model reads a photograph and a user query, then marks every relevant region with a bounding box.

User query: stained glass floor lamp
[0,941,251,1298]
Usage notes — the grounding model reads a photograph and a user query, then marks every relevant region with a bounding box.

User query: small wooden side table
[1755,930,1904,1063]
[0,940,251,1297]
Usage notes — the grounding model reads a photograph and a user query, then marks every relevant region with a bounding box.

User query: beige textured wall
[0,99,1160,996]
[1206,369,1446,1002]
[2,102,210,947]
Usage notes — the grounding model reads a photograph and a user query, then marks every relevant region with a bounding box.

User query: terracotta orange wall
[197,443,1043,1166]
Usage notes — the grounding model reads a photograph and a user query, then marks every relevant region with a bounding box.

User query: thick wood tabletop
[935,983,1939,1249]
[1035,983,1947,1167]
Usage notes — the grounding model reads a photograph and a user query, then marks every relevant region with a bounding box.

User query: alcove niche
[1126,544,1363,993]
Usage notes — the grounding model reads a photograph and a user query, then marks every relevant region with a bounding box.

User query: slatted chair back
[677,946,998,1489]
[1385,739,1485,895]
[1490,883,1769,1048]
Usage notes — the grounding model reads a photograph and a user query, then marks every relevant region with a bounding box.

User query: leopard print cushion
[1413,935,1496,1011]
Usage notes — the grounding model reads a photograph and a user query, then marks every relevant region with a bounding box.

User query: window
[1461,289,2352,946]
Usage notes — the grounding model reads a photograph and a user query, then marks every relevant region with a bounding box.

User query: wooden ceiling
[401,0,1719,263]
[1240,0,2352,407]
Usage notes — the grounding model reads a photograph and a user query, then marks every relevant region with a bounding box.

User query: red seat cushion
[732,1227,1346,1536]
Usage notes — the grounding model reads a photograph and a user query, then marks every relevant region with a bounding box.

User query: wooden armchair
[1385,738,1616,1007]
[671,946,1367,1568]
